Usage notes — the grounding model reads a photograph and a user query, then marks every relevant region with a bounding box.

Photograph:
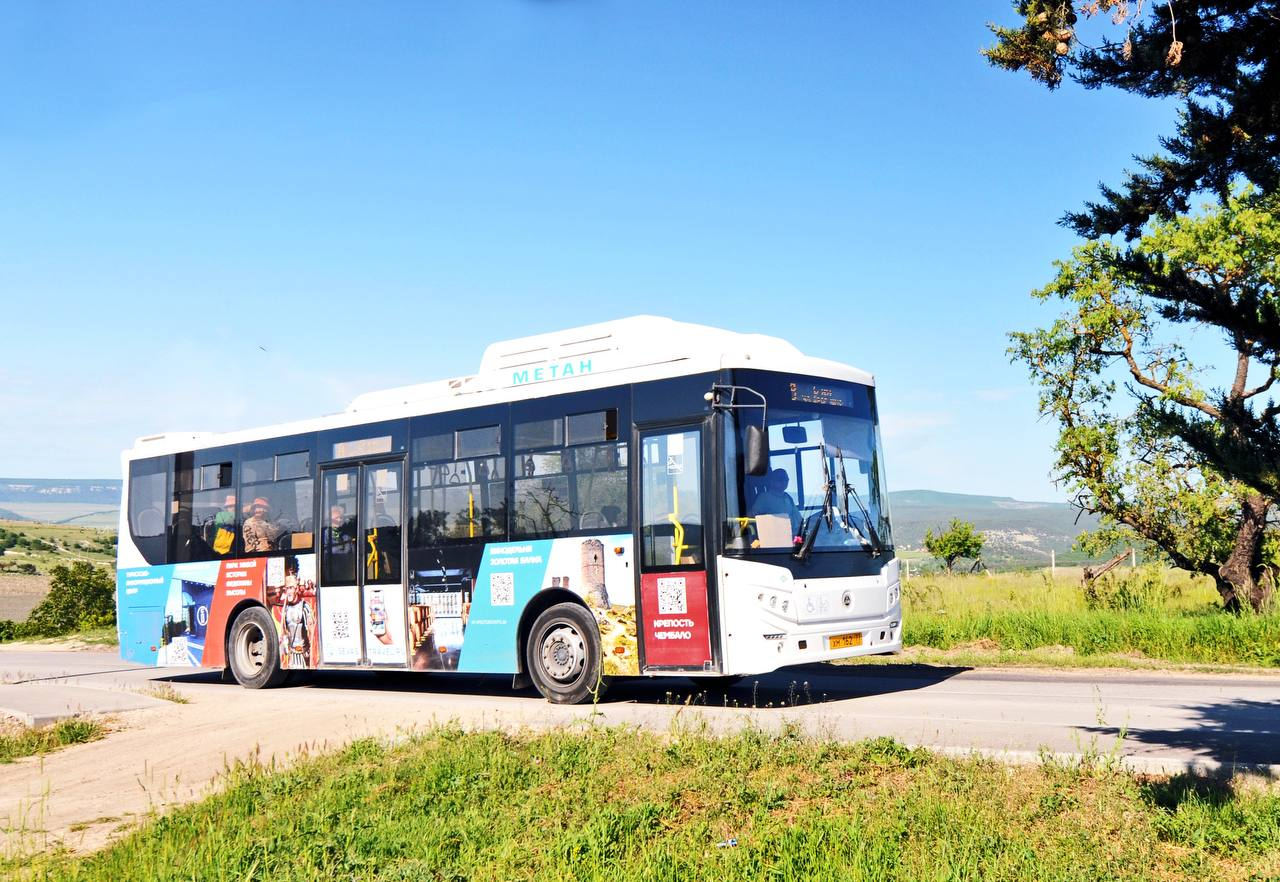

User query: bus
[116,317,900,703]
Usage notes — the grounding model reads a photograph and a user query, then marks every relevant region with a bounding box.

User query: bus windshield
[723,376,893,555]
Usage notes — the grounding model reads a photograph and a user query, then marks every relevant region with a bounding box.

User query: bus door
[636,423,717,672]
[317,458,408,667]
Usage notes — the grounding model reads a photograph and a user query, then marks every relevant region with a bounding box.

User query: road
[2,649,1278,855]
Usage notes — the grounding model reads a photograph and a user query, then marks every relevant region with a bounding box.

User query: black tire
[525,602,606,704]
[226,606,289,689]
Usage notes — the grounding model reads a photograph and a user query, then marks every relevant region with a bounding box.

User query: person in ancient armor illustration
[279,561,314,668]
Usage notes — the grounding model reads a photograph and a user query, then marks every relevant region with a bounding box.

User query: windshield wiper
[836,445,883,558]
[792,448,836,562]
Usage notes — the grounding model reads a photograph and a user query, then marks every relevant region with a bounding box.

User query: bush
[23,562,116,637]
[1082,566,1181,612]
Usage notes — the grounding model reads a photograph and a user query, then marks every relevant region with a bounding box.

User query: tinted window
[513,440,629,538]
[199,463,232,490]
[412,456,507,546]
[515,418,563,451]
[457,425,500,459]
[276,451,310,480]
[365,464,402,584]
[321,469,358,584]
[640,430,702,567]
[566,410,617,446]
[128,457,168,564]
[413,432,453,463]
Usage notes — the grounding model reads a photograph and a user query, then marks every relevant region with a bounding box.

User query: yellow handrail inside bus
[666,485,689,564]
[366,528,379,580]
[468,491,475,538]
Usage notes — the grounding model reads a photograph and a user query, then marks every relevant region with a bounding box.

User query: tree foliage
[924,519,986,574]
[1010,191,1278,610]
[23,561,116,637]
[985,1,1280,240]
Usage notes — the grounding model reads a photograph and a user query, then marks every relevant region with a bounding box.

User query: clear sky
[0,2,1175,500]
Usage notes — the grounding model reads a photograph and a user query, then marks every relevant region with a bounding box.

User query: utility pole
[1050,548,1056,578]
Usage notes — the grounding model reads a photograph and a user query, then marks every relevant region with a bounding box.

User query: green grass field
[875,568,1280,668]
[12,726,1279,881]
[0,520,116,575]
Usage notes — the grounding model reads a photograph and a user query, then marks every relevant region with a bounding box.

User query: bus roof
[126,316,874,457]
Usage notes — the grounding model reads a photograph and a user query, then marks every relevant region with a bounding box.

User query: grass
[0,520,115,575]
[0,718,105,764]
[868,568,1280,669]
[138,684,189,704]
[10,725,1280,881]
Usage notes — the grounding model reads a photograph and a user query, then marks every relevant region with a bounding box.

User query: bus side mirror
[745,425,769,476]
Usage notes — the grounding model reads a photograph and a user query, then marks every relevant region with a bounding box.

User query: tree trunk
[1217,491,1273,612]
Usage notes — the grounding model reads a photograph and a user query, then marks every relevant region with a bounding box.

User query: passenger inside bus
[748,468,802,535]
[211,494,237,555]
[243,497,285,552]
[322,504,357,581]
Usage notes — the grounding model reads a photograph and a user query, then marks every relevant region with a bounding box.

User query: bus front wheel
[526,602,606,705]
[227,606,288,689]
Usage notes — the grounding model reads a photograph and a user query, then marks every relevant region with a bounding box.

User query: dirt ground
[0,574,50,621]
[4,650,1280,861]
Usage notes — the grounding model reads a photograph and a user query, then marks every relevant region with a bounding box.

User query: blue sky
[0,2,1176,500]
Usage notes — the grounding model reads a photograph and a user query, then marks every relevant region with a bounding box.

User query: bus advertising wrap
[118,535,640,676]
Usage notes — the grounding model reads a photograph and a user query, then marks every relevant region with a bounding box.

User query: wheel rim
[235,621,267,675]
[539,623,585,684]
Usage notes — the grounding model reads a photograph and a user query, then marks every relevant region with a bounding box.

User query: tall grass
[898,568,1280,666]
[15,726,1280,881]
[0,718,104,764]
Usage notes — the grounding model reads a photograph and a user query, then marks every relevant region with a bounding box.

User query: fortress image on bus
[115,317,901,703]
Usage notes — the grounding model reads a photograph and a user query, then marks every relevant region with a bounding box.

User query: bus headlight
[887,583,900,609]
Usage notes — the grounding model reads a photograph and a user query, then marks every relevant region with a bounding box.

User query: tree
[1010,190,1278,610]
[924,519,986,574]
[24,561,116,637]
[984,1,1280,242]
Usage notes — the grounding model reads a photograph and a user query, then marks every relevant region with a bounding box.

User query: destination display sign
[789,381,851,408]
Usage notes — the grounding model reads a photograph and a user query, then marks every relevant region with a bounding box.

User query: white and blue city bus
[115,317,900,703]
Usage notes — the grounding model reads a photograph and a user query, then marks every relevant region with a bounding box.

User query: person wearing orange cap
[242,496,284,552]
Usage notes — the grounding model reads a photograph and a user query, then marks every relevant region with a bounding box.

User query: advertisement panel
[639,571,712,668]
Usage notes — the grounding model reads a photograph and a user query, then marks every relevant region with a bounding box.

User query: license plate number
[828,632,863,650]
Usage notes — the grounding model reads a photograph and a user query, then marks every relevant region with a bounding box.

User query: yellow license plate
[828,632,863,650]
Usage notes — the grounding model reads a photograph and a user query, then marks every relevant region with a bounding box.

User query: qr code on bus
[490,572,515,607]
[656,577,687,615]
[330,611,351,641]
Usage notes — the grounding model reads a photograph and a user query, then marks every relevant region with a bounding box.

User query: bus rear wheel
[227,606,288,689]
[526,602,606,704]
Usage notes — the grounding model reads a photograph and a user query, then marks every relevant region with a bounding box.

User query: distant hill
[0,479,121,527]
[0,478,121,505]
[0,479,1098,566]
[888,489,1100,568]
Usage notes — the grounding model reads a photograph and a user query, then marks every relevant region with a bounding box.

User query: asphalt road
[2,649,1279,853]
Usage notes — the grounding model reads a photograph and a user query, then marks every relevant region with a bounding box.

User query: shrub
[23,561,116,637]
[1082,566,1180,612]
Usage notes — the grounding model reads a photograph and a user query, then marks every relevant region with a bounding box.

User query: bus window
[640,430,703,568]
[512,411,629,537]
[365,464,402,584]
[410,425,507,547]
[241,450,314,553]
[128,456,169,565]
[513,451,572,536]
[322,469,358,584]
[172,455,237,563]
